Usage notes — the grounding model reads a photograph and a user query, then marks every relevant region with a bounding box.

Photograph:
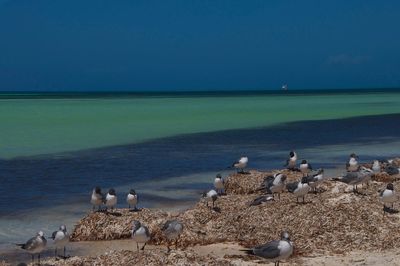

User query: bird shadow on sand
[211,207,221,213]
[383,206,399,214]
[129,208,143,213]
[106,211,122,217]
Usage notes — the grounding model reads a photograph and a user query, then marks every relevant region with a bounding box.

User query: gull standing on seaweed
[306,169,325,193]
[214,174,225,195]
[286,176,310,203]
[346,153,359,172]
[131,221,151,251]
[51,225,69,259]
[384,164,400,175]
[241,231,293,266]
[91,186,105,211]
[379,183,397,211]
[249,194,274,206]
[299,160,312,177]
[231,156,248,173]
[285,151,297,170]
[372,160,381,173]
[202,189,218,208]
[257,173,287,200]
[127,189,138,211]
[333,167,373,193]
[105,188,117,212]
[161,220,184,252]
[16,231,47,265]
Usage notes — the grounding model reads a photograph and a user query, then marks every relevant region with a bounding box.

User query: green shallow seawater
[1,92,400,158]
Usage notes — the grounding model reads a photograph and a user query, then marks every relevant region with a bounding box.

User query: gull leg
[303,195,305,203]
[64,246,66,259]
[137,242,139,251]
[38,253,40,265]
[141,243,147,250]
[31,255,34,264]
[55,248,57,258]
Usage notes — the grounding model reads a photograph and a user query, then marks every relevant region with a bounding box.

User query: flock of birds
[16,151,400,265]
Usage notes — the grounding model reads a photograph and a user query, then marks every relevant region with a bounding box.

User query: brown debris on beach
[41,249,233,266]
[70,167,400,258]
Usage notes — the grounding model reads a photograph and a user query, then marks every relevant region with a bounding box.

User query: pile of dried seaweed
[71,208,169,241]
[71,168,400,256]
[42,249,233,266]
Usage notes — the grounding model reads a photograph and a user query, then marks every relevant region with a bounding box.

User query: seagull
[372,160,381,173]
[231,156,248,173]
[241,231,293,266]
[346,153,359,172]
[286,176,311,203]
[214,174,225,195]
[249,195,274,206]
[202,189,218,208]
[299,160,312,177]
[105,188,117,211]
[306,169,325,193]
[161,220,184,252]
[379,183,397,211]
[333,167,373,193]
[285,151,297,170]
[257,173,287,200]
[384,164,400,175]
[51,225,69,259]
[16,231,47,265]
[131,221,151,251]
[127,189,138,211]
[91,186,105,211]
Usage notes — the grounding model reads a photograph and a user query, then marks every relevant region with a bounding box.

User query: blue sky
[0,0,399,91]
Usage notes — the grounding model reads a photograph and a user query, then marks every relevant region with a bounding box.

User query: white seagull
[214,174,225,195]
[286,176,311,203]
[161,220,184,252]
[372,160,381,173]
[202,189,218,208]
[379,183,397,211]
[306,169,325,193]
[242,231,293,266]
[127,189,138,211]
[346,153,359,172]
[285,151,297,170]
[299,160,312,177]
[257,173,287,200]
[16,231,47,265]
[91,186,105,211]
[232,156,248,173]
[333,167,373,193]
[131,221,151,251]
[51,225,69,259]
[105,188,117,211]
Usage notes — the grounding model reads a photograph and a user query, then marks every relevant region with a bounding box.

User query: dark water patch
[0,113,399,215]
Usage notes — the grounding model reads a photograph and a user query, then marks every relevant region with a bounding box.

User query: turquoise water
[1,91,400,159]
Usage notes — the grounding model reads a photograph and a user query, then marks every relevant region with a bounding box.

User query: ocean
[1,89,400,259]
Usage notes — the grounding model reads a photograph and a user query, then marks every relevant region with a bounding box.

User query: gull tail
[240,249,254,255]
[15,243,25,249]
